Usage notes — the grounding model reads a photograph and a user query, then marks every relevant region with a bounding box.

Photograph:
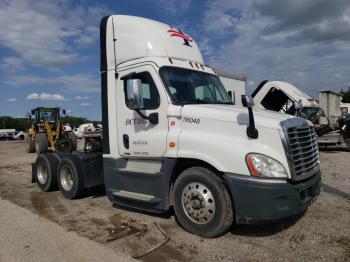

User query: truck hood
[182,104,295,130]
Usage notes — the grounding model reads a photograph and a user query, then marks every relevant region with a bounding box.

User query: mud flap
[31,162,36,183]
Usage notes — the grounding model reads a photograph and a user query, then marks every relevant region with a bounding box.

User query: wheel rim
[181,182,216,225]
[37,162,48,184]
[60,165,74,191]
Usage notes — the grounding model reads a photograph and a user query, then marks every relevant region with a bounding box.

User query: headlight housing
[246,153,288,178]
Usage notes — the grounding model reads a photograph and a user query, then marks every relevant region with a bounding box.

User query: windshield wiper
[179,99,208,104]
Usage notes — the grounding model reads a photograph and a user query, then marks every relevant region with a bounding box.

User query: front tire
[57,156,85,199]
[173,167,233,238]
[25,134,35,153]
[34,153,59,191]
[35,133,49,154]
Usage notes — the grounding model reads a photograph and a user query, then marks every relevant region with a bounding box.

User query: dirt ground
[0,141,349,261]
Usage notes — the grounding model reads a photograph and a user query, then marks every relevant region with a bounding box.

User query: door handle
[123,134,129,149]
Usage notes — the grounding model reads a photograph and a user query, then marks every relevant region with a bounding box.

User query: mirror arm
[246,107,258,139]
[136,109,148,119]
[135,110,159,125]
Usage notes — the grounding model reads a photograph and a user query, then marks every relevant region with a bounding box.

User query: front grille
[280,118,320,181]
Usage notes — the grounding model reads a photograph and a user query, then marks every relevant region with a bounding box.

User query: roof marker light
[169,57,173,64]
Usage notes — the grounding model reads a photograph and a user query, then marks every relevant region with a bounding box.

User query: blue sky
[1,0,350,120]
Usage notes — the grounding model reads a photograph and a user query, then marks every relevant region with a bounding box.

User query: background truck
[252,81,350,149]
[31,15,321,237]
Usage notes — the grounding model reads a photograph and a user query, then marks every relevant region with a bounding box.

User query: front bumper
[224,171,321,224]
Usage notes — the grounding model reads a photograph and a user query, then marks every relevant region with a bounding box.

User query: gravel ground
[0,197,134,262]
[0,141,349,261]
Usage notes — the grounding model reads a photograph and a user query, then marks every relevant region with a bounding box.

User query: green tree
[0,116,100,131]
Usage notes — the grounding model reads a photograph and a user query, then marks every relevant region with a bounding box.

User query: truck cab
[32,15,321,237]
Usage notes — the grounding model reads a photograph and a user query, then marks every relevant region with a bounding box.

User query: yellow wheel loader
[25,107,77,154]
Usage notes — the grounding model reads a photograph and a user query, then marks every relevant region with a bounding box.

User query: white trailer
[319,90,342,128]
[216,69,246,106]
[31,15,321,237]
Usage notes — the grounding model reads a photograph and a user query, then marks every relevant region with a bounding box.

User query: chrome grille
[280,118,320,181]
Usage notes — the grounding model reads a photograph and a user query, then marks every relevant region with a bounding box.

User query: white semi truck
[32,15,321,237]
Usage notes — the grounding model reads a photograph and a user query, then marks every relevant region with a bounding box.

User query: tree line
[0,116,100,131]
[340,87,350,103]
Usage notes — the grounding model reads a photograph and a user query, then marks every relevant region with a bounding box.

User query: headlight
[246,153,288,178]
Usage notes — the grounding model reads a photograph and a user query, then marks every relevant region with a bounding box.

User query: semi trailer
[216,69,246,106]
[31,15,321,237]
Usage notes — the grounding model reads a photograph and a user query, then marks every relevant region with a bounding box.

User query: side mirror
[62,109,66,115]
[126,79,144,110]
[241,95,254,107]
[228,91,235,105]
[241,95,258,139]
[31,109,35,115]
[294,101,303,110]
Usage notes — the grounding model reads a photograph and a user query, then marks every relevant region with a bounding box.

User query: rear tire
[173,167,233,238]
[56,138,73,153]
[25,134,35,153]
[57,156,86,199]
[34,154,59,191]
[35,133,48,154]
[67,132,77,151]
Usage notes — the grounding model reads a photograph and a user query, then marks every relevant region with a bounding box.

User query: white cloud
[202,0,249,34]
[0,57,24,71]
[0,0,110,69]
[74,26,99,45]
[80,102,91,106]
[26,93,64,101]
[146,0,192,16]
[201,0,350,97]
[6,74,99,93]
[6,98,16,102]
[75,96,89,100]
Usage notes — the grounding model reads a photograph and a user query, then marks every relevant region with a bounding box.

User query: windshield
[160,67,232,105]
[39,109,58,122]
[300,106,326,124]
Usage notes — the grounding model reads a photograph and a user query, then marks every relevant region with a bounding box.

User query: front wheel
[25,134,35,153]
[35,133,48,154]
[173,167,233,238]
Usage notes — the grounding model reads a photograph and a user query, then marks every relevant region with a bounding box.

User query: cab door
[116,65,168,158]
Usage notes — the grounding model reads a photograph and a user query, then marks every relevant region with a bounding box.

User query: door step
[112,190,156,202]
